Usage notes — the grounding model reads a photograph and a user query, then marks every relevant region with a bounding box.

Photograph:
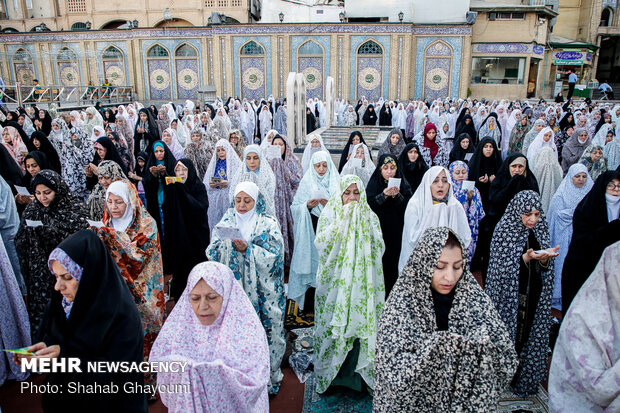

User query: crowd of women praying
[0,94,619,413]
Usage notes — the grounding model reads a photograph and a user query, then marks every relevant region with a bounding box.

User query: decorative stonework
[59,65,80,87]
[177,68,199,90]
[147,59,172,100]
[356,57,382,100]
[104,63,125,86]
[602,0,617,10]
[150,68,170,90]
[350,35,390,100]
[415,37,462,99]
[240,56,265,99]
[233,36,271,98]
[299,57,323,99]
[473,43,544,55]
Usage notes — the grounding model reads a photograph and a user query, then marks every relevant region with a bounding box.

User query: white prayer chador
[527,126,557,167]
[301,134,330,173]
[531,146,563,214]
[340,143,375,187]
[229,145,276,215]
[398,166,472,272]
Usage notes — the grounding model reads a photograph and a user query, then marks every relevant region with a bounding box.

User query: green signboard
[554,59,584,65]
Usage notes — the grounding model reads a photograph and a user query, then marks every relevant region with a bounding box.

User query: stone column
[325,76,335,127]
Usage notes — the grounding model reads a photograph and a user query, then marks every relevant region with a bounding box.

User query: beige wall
[469,83,527,100]
[472,12,548,44]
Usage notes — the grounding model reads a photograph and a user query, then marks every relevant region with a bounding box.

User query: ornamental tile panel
[356,56,382,101]
[175,58,199,99]
[147,58,172,100]
[233,36,271,98]
[241,56,266,100]
[299,56,324,99]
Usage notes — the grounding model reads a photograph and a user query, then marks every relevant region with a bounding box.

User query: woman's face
[38,110,45,118]
[351,135,361,145]
[578,131,589,142]
[460,138,470,150]
[273,138,286,155]
[98,175,112,189]
[381,163,397,180]
[341,183,360,205]
[521,209,541,229]
[520,117,528,126]
[390,133,400,146]
[191,132,201,143]
[162,131,172,145]
[510,160,526,176]
[311,138,321,148]
[452,166,467,182]
[464,118,471,125]
[443,123,449,132]
[234,191,255,213]
[139,112,147,122]
[138,159,146,168]
[572,172,587,188]
[313,161,328,176]
[430,244,463,295]
[216,146,226,160]
[154,146,165,161]
[606,178,620,196]
[515,112,521,120]
[96,145,107,159]
[606,133,614,143]
[201,114,208,123]
[52,260,79,304]
[190,279,223,326]
[25,157,41,177]
[106,192,128,219]
[407,147,419,162]
[2,129,12,144]
[354,146,365,159]
[566,127,574,136]
[246,152,260,171]
[35,183,55,207]
[94,128,102,137]
[52,122,59,131]
[430,170,449,199]
[543,131,552,142]
[229,133,239,145]
[482,143,494,157]
[32,137,41,149]
[535,123,543,132]
[591,148,603,162]
[426,128,437,140]
[175,163,189,181]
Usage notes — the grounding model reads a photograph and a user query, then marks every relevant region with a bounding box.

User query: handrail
[0,83,135,107]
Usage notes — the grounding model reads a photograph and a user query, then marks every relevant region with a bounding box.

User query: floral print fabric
[313,174,385,393]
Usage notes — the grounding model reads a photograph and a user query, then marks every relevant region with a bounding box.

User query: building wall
[261,0,342,23]
[0,23,474,102]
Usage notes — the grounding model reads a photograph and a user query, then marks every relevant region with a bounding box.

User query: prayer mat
[302,374,373,413]
[497,385,549,413]
[285,299,314,329]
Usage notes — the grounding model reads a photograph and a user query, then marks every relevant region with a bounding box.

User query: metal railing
[0,83,135,107]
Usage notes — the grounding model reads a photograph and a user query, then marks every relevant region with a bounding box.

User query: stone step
[318,125,393,153]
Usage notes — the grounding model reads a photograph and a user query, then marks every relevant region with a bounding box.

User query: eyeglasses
[607,184,620,191]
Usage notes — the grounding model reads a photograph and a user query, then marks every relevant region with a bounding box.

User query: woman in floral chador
[313,174,385,394]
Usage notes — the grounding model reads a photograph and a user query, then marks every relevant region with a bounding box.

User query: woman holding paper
[448,161,485,262]
[86,160,127,221]
[206,181,286,395]
[341,143,375,187]
[15,170,88,340]
[398,166,471,273]
[143,141,177,243]
[267,135,302,267]
[228,145,276,215]
[485,190,558,397]
[366,154,412,295]
[289,150,340,311]
[204,139,242,232]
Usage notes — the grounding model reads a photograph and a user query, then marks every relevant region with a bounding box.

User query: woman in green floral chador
[313,174,386,394]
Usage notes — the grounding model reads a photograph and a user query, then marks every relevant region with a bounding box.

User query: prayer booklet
[533,250,548,255]
[264,145,281,159]
[311,189,327,200]
[350,158,363,168]
[3,347,34,356]
[387,178,401,189]
[14,185,30,196]
[216,226,244,241]
[461,180,476,191]
[464,153,473,161]
[87,220,105,228]
[25,219,43,227]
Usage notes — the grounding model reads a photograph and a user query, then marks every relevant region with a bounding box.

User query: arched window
[600,7,613,27]
[240,41,264,55]
[357,40,383,55]
[175,43,198,57]
[102,46,123,59]
[147,45,169,57]
[71,22,87,31]
[14,48,32,62]
[57,47,77,61]
[298,40,323,55]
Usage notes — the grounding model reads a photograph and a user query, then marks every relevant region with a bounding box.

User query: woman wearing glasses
[562,171,620,312]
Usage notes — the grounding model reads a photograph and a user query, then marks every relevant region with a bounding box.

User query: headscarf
[337,131,372,172]
[229,144,276,215]
[374,227,517,412]
[149,261,269,411]
[561,127,592,173]
[547,163,593,309]
[233,181,259,242]
[93,136,128,175]
[526,126,557,167]
[398,143,429,193]
[549,240,620,413]
[448,133,474,164]
[398,166,472,272]
[28,131,61,174]
[313,174,386,393]
[379,128,406,158]
[578,144,608,181]
[2,125,28,171]
[104,180,134,233]
[341,143,375,187]
[485,190,553,396]
[301,134,329,173]
[162,127,185,160]
[423,122,439,160]
[522,119,546,155]
[86,160,128,220]
[22,151,51,188]
[531,146,563,213]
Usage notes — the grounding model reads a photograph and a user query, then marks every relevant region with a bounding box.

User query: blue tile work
[141,39,202,100]
[95,41,129,87]
[7,44,38,82]
[602,0,617,10]
[349,35,391,100]
[298,56,324,99]
[415,36,463,99]
[50,43,83,86]
[291,36,330,100]
[233,36,272,99]
[291,35,331,74]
